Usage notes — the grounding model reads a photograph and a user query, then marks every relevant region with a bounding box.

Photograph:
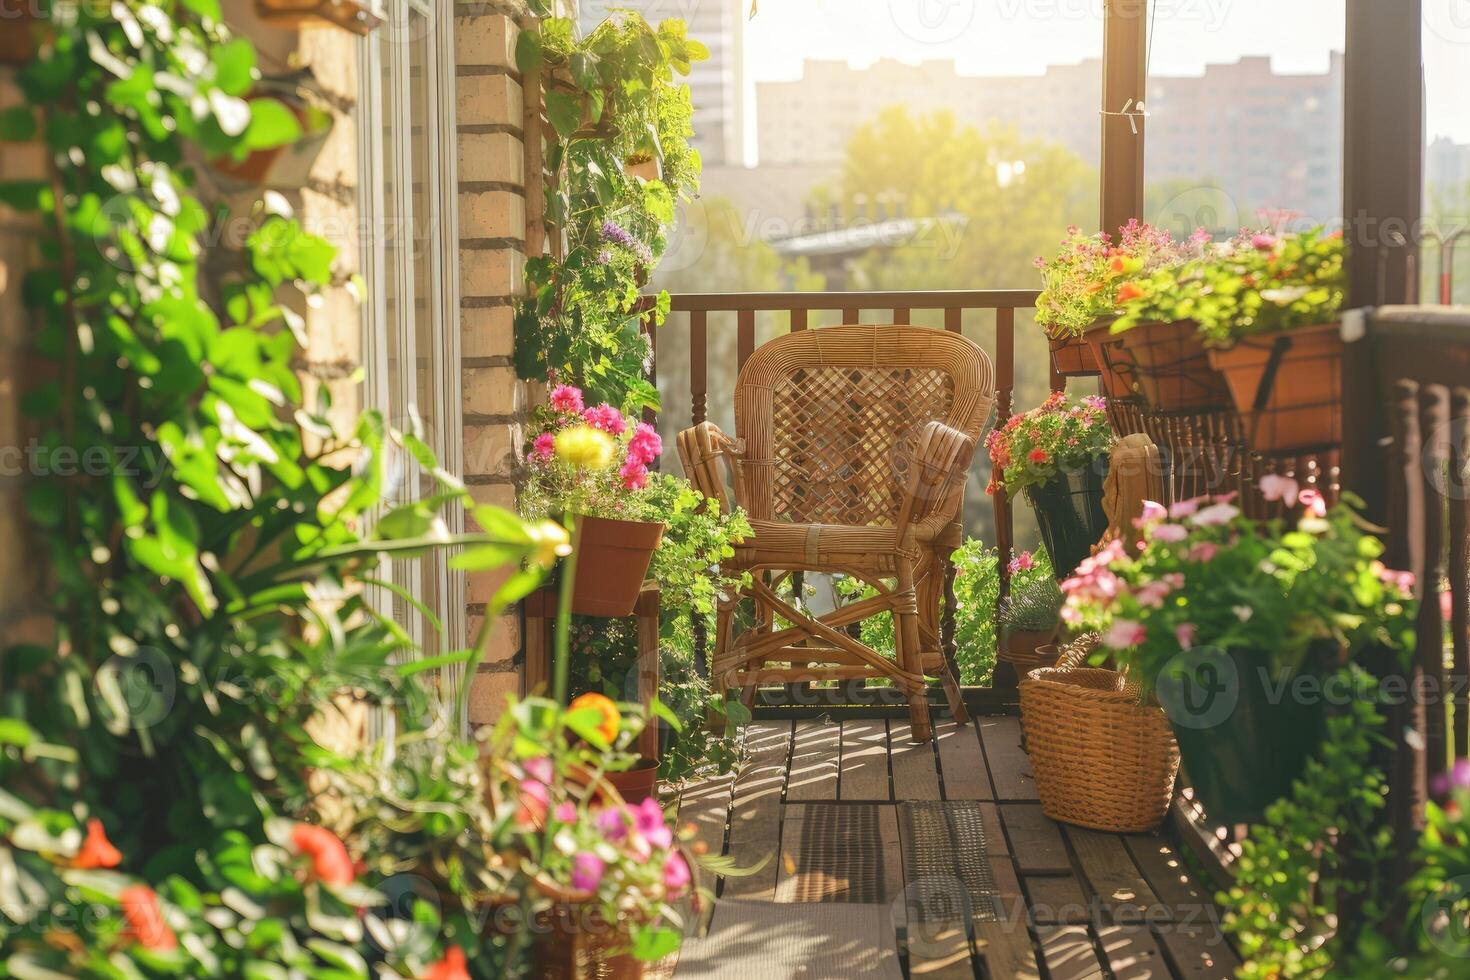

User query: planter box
[570,515,664,617]
[1112,319,1231,413]
[1208,321,1344,455]
[1047,332,1101,378]
[1081,318,1138,403]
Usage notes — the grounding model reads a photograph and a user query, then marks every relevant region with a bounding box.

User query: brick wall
[456,1,534,724]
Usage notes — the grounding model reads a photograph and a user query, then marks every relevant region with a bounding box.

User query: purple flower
[596,248,613,265]
[571,852,605,892]
[597,805,629,842]
[600,220,635,248]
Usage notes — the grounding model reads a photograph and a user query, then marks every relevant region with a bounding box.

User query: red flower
[120,885,176,951]
[422,946,471,980]
[290,824,356,887]
[1028,448,1050,464]
[74,819,122,870]
[1115,282,1145,303]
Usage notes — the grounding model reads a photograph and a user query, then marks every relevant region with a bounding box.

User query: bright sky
[742,0,1470,143]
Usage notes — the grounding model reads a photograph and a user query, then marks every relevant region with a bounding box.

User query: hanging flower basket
[1112,319,1231,412]
[1081,318,1139,403]
[1207,321,1344,455]
[571,515,664,617]
[1047,331,1101,378]
[1022,459,1109,578]
[209,76,335,189]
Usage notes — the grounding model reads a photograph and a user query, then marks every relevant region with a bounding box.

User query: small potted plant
[1196,228,1348,453]
[1034,221,1193,398]
[523,384,668,618]
[986,392,1114,577]
[997,571,1065,682]
[1060,482,1417,824]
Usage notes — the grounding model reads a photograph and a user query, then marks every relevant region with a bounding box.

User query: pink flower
[549,384,584,413]
[1007,551,1035,574]
[1102,620,1146,649]
[1169,498,1200,519]
[1175,623,1198,649]
[633,798,674,850]
[1139,500,1167,523]
[522,757,554,784]
[619,458,650,490]
[1214,491,1240,504]
[663,852,691,894]
[532,432,556,461]
[1444,589,1456,622]
[1258,473,1299,503]
[583,403,627,435]
[554,802,577,823]
[628,422,663,465]
[1134,581,1174,609]
[1251,233,1278,251]
[1187,541,1219,562]
[597,805,629,842]
[1191,503,1241,527]
[571,852,605,892]
[1150,523,1189,543]
[1298,489,1328,518]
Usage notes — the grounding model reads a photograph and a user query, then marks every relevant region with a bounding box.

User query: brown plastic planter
[1208,321,1344,454]
[1113,319,1231,412]
[1047,332,1101,377]
[570,515,664,617]
[1081,318,1138,402]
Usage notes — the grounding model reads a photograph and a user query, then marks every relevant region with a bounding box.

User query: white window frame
[357,1,466,692]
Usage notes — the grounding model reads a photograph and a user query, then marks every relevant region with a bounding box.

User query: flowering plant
[484,694,705,963]
[1034,220,1201,338]
[985,391,1114,496]
[1061,485,1418,692]
[523,384,667,517]
[1113,226,1345,346]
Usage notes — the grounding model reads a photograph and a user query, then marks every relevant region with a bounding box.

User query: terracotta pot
[1081,319,1140,403]
[624,156,661,182]
[1047,332,1101,377]
[1207,321,1344,454]
[604,757,659,805]
[570,515,664,617]
[210,83,334,188]
[1112,319,1231,412]
[532,904,643,979]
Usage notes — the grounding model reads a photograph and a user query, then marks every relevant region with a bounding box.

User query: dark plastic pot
[1160,649,1325,826]
[570,515,664,617]
[1023,458,1109,578]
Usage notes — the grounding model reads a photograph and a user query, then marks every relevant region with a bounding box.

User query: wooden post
[1343,0,1423,307]
[1100,0,1147,236]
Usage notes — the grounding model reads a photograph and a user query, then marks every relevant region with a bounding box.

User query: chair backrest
[734,325,995,526]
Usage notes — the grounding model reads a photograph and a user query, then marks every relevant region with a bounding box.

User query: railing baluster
[1451,387,1470,758]
[737,310,755,370]
[842,307,859,325]
[1421,385,1451,780]
[642,308,658,430]
[791,309,807,332]
[993,307,1016,689]
[690,310,707,425]
[894,308,910,325]
[944,308,961,333]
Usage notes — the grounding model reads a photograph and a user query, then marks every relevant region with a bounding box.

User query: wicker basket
[1019,642,1179,833]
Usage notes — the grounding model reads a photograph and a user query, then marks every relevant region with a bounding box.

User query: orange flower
[422,946,471,980]
[568,692,621,744]
[119,885,176,951]
[1115,282,1145,303]
[290,823,356,887]
[74,819,122,870]
[1109,255,1127,273]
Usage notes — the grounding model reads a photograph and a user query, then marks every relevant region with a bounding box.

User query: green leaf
[544,90,583,139]
[515,29,544,74]
[0,106,36,141]
[212,39,257,96]
[629,924,682,961]
[242,98,303,152]
[648,695,683,733]
[0,718,35,748]
[563,706,610,748]
[395,649,476,676]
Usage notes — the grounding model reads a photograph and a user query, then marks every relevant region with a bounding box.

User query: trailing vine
[513,11,706,411]
[0,3,552,976]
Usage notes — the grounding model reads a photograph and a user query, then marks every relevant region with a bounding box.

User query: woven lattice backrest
[735,325,994,526]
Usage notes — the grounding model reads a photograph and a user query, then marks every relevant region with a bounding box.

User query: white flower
[1232,605,1254,622]
[1191,503,1241,527]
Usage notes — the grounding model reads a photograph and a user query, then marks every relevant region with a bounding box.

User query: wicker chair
[677,325,995,741]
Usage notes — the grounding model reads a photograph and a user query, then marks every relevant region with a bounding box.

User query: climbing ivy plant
[0,2,550,976]
[513,11,706,412]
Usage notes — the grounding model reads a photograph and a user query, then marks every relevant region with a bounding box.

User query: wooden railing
[637,289,1044,697]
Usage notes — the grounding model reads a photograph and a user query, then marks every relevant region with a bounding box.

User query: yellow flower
[527,520,572,569]
[553,424,615,471]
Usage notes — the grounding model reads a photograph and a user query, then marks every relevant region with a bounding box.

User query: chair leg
[896,561,932,742]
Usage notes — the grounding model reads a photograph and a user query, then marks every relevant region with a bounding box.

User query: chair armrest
[676,421,746,514]
[897,420,977,537]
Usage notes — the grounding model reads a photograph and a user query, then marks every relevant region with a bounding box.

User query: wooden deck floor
[673,716,1240,980]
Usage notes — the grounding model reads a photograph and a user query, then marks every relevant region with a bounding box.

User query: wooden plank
[840,720,891,801]
[1037,925,1106,980]
[737,309,755,370]
[1095,924,1170,980]
[1024,875,1091,925]
[935,720,992,800]
[894,803,977,980]
[974,922,1041,980]
[1123,834,1216,912]
[889,722,941,800]
[1066,827,1163,923]
[690,309,708,424]
[790,307,808,331]
[988,854,1026,925]
[944,307,962,333]
[999,804,1070,874]
[677,770,733,863]
[722,721,791,900]
[977,715,1036,801]
[776,804,903,903]
[1153,922,1241,978]
[786,720,840,801]
[975,802,1008,856]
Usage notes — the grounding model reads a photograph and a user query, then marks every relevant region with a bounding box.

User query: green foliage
[997,574,1064,633]
[514,12,706,411]
[1219,670,1392,978]
[1113,227,1346,345]
[983,391,1114,496]
[1034,220,1197,338]
[0,4,560,976]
